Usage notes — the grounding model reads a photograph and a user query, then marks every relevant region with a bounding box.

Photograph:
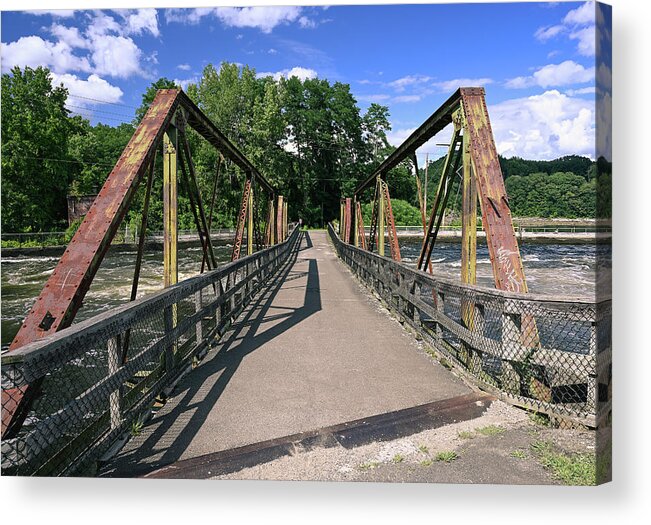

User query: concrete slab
[103,231,470,477]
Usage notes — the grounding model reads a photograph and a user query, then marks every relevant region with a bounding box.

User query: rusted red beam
[231,176,252,261]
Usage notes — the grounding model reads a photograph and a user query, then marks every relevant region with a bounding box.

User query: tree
[133,77,178,125]
[1,66,80,231]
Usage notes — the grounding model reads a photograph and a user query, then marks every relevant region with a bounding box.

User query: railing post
[501,310,523,395]
[164,305,175,372]
[107,335,122,431]
[195,289,203,345]
[435,290,445,340]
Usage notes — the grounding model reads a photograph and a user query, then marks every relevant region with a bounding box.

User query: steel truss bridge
[1,88,611,477]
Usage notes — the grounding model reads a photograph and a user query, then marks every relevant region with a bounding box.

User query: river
[0,236,609,349]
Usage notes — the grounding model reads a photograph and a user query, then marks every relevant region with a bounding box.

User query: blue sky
[1,1,609,161]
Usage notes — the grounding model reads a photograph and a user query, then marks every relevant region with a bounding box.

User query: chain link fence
[1,227,300,476]
[328,224,611,428]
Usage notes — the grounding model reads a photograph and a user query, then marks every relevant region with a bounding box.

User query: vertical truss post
[266,197,275,246]
[355,200,367,250]
[380,180,401,262]
[163,126,178,289]
[458,108,478,329]
[231,173,251,261]
[276,195,284,243]
[163,125,178,364]
[247,176,254,256]
[344,197,352,244]
[353,197,359,247]
[377,177,385,256]
[283,200,288,240]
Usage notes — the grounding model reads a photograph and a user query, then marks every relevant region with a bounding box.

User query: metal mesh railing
[1,227,301,476]
[328,224,611,428]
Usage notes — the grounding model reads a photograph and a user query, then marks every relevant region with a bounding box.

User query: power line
[66,93,140,110]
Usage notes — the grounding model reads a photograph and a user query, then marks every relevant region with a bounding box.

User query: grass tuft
[458,430,475,439]
[475,425,506,436]
[392,453,404,463]
[530,440,595,485]
[435,451,459,463]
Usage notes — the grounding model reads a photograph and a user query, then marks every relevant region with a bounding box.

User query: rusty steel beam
[232,175,252,261]
[344,197,352,244]
[380,180,401,262]
[460,89,528,294]
[355,200,367,250]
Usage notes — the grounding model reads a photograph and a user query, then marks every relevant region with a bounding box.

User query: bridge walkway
[102,230,471,477]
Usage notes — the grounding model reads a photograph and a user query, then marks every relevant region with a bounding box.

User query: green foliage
[475,425,506,436]
[2,64,607,236]
[530,440,596,485]
[64,217,83,243]
[435,451,459,462]
[1,66,80,232]
[361,199,422,226]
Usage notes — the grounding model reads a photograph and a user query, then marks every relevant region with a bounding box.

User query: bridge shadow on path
[103,232,322,477]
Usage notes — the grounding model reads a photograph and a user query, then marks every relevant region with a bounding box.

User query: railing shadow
[103,232,322,477]
[300,230,313,250]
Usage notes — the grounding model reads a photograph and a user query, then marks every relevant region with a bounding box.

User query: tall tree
[1,66,80,231]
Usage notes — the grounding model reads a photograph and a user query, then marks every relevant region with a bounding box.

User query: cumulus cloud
[120,9,160,37]
[256,66,317,81]
[2,10,155,81]
[49,72,124,104]
[26,10,75,18]
[388,74,431,92]
[177,63,191,71]
[489,90,594,160]
[534,1,595,56]
[90,34,143,78]
[165,6,312,33]
[505,60,594,89]
[1,35,92,74]
[433,77,493,92]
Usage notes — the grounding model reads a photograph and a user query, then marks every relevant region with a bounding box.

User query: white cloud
[388,74,431,92]
[356,94,391,103]
[565,86,596,96]
[26,10,75,18]
[257,66,317,81]
[535,24,565,41]
[49,72,123,104]
[90,34,143,78]
[570,26,596,56]
[173,76,200,90]
[298,16,316,29]
[489,90,594,160]
[535,2,595,56]
[215,6,302,33]
[433,77,493,92]
[505,60,594,89]
[177,63,191,71]
[50,24,87,49]
[563,2,595,26]
[120,9,160,38]
[166,6,307,33]
[1,35,92,74]
[392,95,422,103]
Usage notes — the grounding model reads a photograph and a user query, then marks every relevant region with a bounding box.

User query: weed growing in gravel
[510,450,527,459]
[421,459,433,467]
[530,440,596,485]
[528,411,551,427]
[435,451,459,463]
[358,461,380,471]
[392,454,404,463]
[476,425,506,436]
[458,431,475,439]
[418,444,429,454]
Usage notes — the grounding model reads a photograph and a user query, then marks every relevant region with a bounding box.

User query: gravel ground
[211,400,595,484]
